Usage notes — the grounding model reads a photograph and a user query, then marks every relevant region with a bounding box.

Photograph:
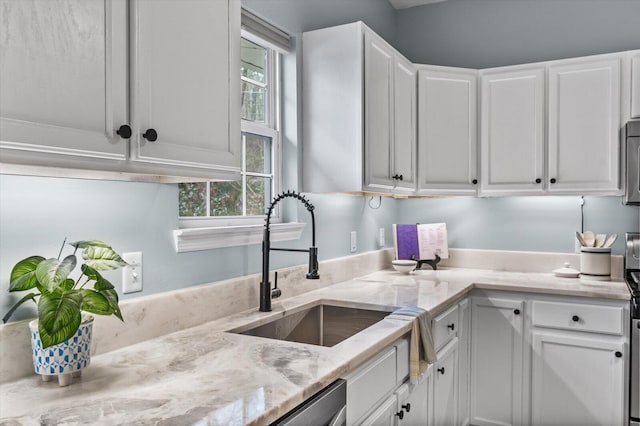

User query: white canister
[580,247,611,281]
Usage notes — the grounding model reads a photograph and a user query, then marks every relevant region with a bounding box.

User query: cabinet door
[360,394,398,426]
[631,52,640,119]
[530,331,625,426]
[418,67,478,195]
[479,67,545,195]
[130,0,240,172]
[0,0,128,164]
[548,56,621,193]
[364,31,394,191]
[434,337,458,426]
[397,373,432,426]
[393,56,417,193]
[458,298,471,426]
[470,297,524,426]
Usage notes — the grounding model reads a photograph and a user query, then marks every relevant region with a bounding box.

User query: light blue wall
[397,196,638,255]
[395,0,640,68]
[2,0,639,321]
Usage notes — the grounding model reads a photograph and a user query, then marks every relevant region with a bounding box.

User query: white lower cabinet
[470,296,525,426]
[361,394,399,426]
[469,291,629,426]
[434,337,459,426]
[398,373,432,425]
[530,331,625,426]
[528,297,627,426]
[457,299,471,426]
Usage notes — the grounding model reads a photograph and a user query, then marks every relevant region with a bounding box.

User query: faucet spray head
[306,246,320,279]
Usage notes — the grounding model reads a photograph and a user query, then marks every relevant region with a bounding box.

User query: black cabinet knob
[396,410,404,420]
[447,323,455,331]
[116,124,132,139]
[535,178,541,184]
[143,128,158,142]
[437,367,445,375]
[514,309,520,315]
[572,315,580,322]
[615,351,622,358]
[472,179,478,185]
[402,403,411,412]
[550,178,557,184]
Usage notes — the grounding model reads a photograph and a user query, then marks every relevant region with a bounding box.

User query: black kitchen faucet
[260,190,319,312]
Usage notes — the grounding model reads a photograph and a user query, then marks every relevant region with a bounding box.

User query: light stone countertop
[0,267,630,425]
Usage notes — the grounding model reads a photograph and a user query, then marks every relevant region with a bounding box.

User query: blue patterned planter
[28,315,93,386]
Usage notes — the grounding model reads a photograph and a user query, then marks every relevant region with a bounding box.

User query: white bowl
[392,259,417,274]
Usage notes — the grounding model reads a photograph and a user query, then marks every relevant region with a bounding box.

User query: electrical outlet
[122,252,143,294]
[379,228,385,247]
[350,231,357,253]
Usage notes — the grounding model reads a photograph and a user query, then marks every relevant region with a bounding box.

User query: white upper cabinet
[364,32,395,191]
[480,66,546,195]
[302,22,416,195]
[0,0,128,164]
[393,56,418,192]
[130,0,240,173]
[630,51,640,119]
[547,56,621,193]
[0,0,240,180]
[417,66,478,195]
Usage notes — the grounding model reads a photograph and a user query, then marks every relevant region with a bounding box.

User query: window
[178,34,280,227]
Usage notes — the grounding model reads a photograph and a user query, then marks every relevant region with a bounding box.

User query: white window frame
[173,30,305,253]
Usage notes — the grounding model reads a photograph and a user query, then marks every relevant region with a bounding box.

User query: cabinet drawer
[531,300,624,335]
[345,346,397,425]
[432,304,459,351]
[396,338,409,384]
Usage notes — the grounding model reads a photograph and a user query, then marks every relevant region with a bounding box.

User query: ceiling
[388,0,448,9]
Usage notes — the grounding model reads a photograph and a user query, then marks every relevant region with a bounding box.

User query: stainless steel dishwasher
[271,379,346,426]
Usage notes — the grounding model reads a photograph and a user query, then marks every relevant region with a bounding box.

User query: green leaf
[79,289,112,315]
[100,288,123,321]
[2,292,38,323]
[35,255,77,293]
[80,265,122,321]
[83,246,127,271]
[69,240,112,249]
[38,289,82,348]
[9,256,45,292]
[61,278,75,291]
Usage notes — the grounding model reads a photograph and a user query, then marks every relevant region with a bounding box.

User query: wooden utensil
[575,232,587,247]
[595,234,606,248]
[582,231,595,247]
[603,234,618,248]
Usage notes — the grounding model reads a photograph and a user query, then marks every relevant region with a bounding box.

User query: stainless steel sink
[229,303,391,347]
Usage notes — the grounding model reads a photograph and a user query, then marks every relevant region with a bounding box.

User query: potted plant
[3,239,127,386]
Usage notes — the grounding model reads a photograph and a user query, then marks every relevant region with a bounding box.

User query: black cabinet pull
[437,367,445,375]
[447,323,455,331]
[472,179,478,185]
[116,124,132,139]
[392,174,404,181]
[143,128,158,142]
[550,178,557,184]
[535,178,541,184]
[396,411,404,420]
[572,315,580,322]
[513,309,520,315]
[615,351,622,358]
[402,403,411,412]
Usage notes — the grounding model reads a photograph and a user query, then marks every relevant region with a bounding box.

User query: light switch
[350,231,357,253]
[122,252,143,294]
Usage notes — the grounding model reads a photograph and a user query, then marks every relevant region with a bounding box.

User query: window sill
[173,222,306,253]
